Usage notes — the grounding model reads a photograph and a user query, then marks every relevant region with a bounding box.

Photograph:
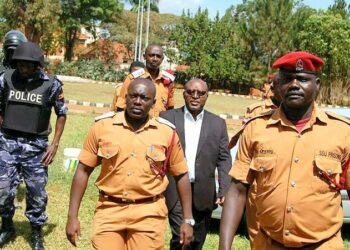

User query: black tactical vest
[2,69,54,135]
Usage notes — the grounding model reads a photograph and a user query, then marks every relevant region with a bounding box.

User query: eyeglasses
[184,90,208,98]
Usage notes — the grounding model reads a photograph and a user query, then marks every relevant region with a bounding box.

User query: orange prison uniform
[230,105,350,250]
[110,83,123,111]
[244,98,278,119]
[244,97,278,247]
[79,112,188,250]
[116,69,174,117]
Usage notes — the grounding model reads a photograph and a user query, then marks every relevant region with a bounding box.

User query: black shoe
[0,218,16,247]
[31,226,44,250]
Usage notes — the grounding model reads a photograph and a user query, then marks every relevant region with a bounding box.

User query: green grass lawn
[2,81,350,249]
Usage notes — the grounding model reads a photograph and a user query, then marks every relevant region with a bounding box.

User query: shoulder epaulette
[161,70,175,82]
[131,68,145,79]
[325,111,350,125]
[246,102,263,113]
[114,83,123,89]
[95,111,116,122]
[156,117,176,129]
[228,110,274,149]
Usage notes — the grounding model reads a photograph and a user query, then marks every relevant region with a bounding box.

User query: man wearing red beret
[220,51,350,250]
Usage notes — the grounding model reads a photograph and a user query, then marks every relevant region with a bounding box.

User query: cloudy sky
[156,0,349,18]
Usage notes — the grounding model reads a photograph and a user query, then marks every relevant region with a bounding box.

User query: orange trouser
[91,196,168,250]
[253,230,344,250]
[246,182,259,248]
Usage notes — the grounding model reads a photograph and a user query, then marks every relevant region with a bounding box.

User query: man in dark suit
[160,78,231,250]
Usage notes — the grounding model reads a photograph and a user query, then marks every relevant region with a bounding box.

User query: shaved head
[128,78,156,99]
[145,44,163,54]
[144,44,164,72]
[185,78,208,92]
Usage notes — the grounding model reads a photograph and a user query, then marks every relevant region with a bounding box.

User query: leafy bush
[53,61,79,76]
[51,59,127,82]
[0,49,4,63]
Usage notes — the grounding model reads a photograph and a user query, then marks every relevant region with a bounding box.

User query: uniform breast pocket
[312,156,342,194]
[97,144,120,168]
[146,145,166,176]
[250,155,277,190]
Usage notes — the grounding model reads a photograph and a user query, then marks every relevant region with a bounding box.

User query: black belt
[99,191,163,204]
[261,229,329,249]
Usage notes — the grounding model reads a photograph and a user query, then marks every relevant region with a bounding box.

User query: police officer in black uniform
[0,42,67,249]
[1,30,27,73]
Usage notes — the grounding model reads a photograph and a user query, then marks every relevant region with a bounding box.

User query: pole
[134,0,141,61]
[145,0,151,48]
[138,0,144,61]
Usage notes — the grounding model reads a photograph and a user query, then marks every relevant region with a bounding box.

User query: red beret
[272,51,324,72]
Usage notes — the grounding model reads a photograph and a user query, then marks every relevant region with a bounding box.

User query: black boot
[31,225,44,250]
[0,217,16,247]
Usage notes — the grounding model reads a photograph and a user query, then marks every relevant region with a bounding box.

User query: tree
[328,0,349,19]
[289,5,317,50]
[127,0,159,13]
[171,8,212,79]
[171,8,250,90]
[235,0,296,74]
[298,13,350,104]
[60,0,123,61]
[0,0,61,43]
[106,11,181,59]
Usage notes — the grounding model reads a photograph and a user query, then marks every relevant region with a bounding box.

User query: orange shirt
[245,98,278,119]
[110,83,123,111]
[115,69,175,117]
[230,105,350,248]
[79,112,188,200]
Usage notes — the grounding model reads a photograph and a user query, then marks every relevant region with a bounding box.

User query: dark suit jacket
[160,107,232,213]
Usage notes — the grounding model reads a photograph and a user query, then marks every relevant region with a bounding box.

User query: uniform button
[130,152,136,157]
[294,157,299,163]
[327,169,333,175]
[297,134,301,138]
[127,172,132,176]
[291,181,296,187]
[287,207,293,213]
[259,166,264,172]
[106,154,110,158]
[285,230,290,236]
[123,192,128,196]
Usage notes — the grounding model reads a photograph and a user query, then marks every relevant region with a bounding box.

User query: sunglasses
[184,89,208,98]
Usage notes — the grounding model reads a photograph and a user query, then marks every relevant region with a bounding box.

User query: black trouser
[168,199,212,250]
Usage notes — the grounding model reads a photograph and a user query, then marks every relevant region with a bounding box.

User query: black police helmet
[12,42,45,67]
[3,30,27,49]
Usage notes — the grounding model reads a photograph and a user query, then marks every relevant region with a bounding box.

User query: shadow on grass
[13,220,57,246]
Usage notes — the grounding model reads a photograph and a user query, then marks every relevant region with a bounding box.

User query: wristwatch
[183,218,195,226]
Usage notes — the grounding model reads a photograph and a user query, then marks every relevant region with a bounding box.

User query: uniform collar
[143,68,164,81]
[112,111,158,130]
[267,102,328,128]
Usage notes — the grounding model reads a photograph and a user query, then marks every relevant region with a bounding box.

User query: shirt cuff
[229,161,251,185]
[167,159,188,176]
[78,149,100,168]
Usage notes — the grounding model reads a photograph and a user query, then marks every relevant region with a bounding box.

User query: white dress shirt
[184,107,204,182]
